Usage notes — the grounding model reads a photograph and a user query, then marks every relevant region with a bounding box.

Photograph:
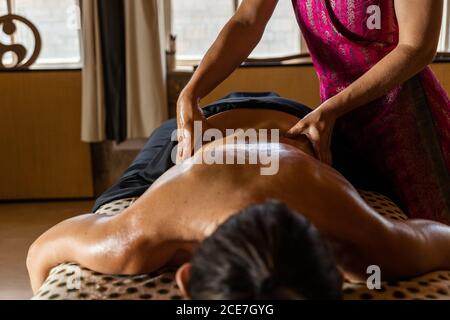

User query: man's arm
[27,214,126,293]
[321,175,450,278]
[26,211,170,294]
[327,185,450,278]
[301,164,450,279]
[372,219,450,279]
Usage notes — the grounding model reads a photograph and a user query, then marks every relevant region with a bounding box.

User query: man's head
[176,200,343,300]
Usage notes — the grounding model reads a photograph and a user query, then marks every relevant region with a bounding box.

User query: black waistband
[202,92,312,119]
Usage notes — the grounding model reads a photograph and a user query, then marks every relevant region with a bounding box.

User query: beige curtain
[125,0,168,139]
[81,0,169,143]
[81,0,105,142]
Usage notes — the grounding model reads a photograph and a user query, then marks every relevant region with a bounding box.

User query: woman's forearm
[323,43,436,118]
[182,1,277,100]
[183,20,263,100]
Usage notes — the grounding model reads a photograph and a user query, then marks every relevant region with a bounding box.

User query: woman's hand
[176,92,212,163]
[285,106,337,166]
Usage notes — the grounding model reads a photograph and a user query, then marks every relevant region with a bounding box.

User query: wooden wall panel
[202,63,450,108]
[201,66,321,107]
[430,64,450,92]
[0,71,93,200]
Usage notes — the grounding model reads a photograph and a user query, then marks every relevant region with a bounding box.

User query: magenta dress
[292,0,450,223]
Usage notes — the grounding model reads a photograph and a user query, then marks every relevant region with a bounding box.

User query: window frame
[173,0,450,68]
[438,0,450,53]
[173,0,304,68]
[1,0,83,70]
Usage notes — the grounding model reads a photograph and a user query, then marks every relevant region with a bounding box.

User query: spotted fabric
[33,193,450,300]
[94,198,137,216]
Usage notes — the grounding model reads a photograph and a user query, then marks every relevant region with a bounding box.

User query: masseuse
[176,0,450,224]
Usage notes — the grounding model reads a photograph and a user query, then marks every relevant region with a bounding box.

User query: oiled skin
[27,109,450,294]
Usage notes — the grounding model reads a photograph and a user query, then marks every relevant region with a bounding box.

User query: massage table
[33,191,450,300]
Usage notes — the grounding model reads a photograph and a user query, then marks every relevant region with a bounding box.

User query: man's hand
[176,93,212,164]
[285,107,336,166]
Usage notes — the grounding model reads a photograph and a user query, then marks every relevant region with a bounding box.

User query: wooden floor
[0,200,94,300]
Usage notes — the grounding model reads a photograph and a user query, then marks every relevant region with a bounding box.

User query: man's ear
[176,263,192,298]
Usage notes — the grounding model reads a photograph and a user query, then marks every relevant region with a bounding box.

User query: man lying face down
[27,107,450,300]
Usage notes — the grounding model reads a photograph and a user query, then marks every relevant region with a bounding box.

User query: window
[244,0,301,58]
[0,0,82,69]
[172,0,235,61]
[172,0,450,65]
[172,0,302,63]
[438,0,450,52]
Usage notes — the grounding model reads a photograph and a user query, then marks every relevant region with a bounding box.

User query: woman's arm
[324,0,443,117]
[181,0,278,101]
[287,0,444,164]
[177,0,278,162]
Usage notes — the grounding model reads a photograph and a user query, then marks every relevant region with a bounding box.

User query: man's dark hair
[188,200,342,300]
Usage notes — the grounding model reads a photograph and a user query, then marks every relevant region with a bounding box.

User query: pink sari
[292,0,450,223]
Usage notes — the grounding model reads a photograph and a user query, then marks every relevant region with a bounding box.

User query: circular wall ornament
[0,13,42,69]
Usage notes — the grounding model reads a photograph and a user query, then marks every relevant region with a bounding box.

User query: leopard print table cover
[32,193,450,300]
